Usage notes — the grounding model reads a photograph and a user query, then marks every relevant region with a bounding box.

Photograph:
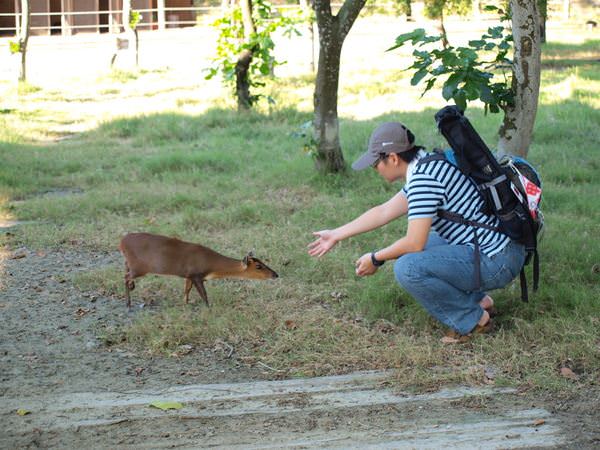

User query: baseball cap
[351,122,415,170]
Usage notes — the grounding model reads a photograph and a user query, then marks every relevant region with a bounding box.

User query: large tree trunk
[312,0,366,173]
[497,0,541,158]
[236,0,256,111]
[18,0,31,82]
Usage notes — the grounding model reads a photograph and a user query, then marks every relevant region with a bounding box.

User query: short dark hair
[396,129,423,162]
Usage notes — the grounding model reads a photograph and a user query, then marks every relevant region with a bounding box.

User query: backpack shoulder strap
[416,149,455,167]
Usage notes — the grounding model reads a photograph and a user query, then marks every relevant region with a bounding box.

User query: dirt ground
[1,243,599,448]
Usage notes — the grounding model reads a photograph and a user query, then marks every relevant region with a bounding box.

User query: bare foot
[479,295,494,310]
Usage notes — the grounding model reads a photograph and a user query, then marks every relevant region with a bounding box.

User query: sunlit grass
[0,28,599,393]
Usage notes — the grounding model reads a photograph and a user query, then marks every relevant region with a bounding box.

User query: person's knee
[394,253,424,286]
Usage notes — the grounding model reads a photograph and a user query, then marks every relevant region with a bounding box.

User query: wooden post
[14,0,20,35]
[157,0,165,30]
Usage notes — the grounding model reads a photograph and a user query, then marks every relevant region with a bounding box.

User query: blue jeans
[393,232,526,335]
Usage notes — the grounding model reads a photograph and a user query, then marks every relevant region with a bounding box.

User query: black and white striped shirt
[401,154,510,257]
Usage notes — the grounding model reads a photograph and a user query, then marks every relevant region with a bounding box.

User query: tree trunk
[497,0,541,158]
[313,20,344,172]
[236,49,253,111]
[439,9,448,49]
[18,0,30,82]
[236,0,256,111]
[312,0,366,173]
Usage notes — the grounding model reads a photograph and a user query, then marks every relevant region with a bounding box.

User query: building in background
[0,0,199,36]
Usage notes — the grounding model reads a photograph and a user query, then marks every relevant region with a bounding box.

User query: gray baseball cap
[351,122,415,170]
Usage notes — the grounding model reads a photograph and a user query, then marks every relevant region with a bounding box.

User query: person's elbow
[404,238,426,253]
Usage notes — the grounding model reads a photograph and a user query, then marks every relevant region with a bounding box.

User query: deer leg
[191,276,210,307]
[124,262,139,308]
[184,278,193,304]
[124,262,135,308]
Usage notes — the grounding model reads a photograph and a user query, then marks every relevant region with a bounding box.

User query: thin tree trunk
[18,0,30,82]
[313,17,344,172]
[497,0,541,158]
[439,9,448,49]
[312,0,366,173]
[236,0,256,111]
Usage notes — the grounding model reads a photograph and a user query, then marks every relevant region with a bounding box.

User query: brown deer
[118,232,278,308]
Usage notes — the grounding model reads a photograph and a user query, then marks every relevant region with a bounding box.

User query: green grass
[0,34,599,393]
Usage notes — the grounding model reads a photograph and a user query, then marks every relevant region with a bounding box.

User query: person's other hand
[355,253,378,277]
[308,230,338,257]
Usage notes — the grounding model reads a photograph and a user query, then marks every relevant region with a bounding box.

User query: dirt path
[1,244,598,448]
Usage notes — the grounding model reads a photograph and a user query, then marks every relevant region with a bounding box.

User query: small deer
[118,232,278,308]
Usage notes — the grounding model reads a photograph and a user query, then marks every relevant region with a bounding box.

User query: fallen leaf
[532,419,545,426]
[74,307,90,318]
[560,367,578,380]
[149,401,183,411]
[16,409,31,416]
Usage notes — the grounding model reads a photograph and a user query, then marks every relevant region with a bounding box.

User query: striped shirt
[401,153,510,257]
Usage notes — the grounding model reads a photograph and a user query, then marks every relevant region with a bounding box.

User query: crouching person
[307,122,526,343]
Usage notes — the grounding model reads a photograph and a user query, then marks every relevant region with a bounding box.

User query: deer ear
[243,254,250,266]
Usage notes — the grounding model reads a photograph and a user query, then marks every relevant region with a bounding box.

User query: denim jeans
[393,232,526,335]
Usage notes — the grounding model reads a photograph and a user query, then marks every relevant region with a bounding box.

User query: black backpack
[420,106,543,302]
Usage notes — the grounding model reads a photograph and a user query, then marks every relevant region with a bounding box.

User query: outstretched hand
[308,230,338,258]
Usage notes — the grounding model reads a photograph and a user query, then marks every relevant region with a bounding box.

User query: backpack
[420,106,543,302]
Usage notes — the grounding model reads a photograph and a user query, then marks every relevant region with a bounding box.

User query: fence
[1,1,596,38]
[0,6,221,37]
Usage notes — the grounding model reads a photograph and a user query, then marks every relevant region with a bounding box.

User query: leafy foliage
[205,0,302,106]
[364,0,412,16]
[8,40,21,54]
[129,10,141,30]
[388,6,514,113]
[423,0,472,19]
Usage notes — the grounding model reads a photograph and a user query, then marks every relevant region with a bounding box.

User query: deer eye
[256,264,263,270]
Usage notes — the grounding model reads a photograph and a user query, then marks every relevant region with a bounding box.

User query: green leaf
[488,26,504,39]
[149,401,183,411]
[453,89,467,111]
[431,64,448,76]
[411,68,428,86]
[458,48,478,63]
[479,85,494,104]
[424,77,436,93]
[16,409,31,416]
[442,81,457,101]
[468,39,486,49]
[443,72,464,99]
[9,40,20,54]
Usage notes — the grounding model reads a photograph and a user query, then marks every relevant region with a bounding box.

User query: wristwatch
[371,252,385,267]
